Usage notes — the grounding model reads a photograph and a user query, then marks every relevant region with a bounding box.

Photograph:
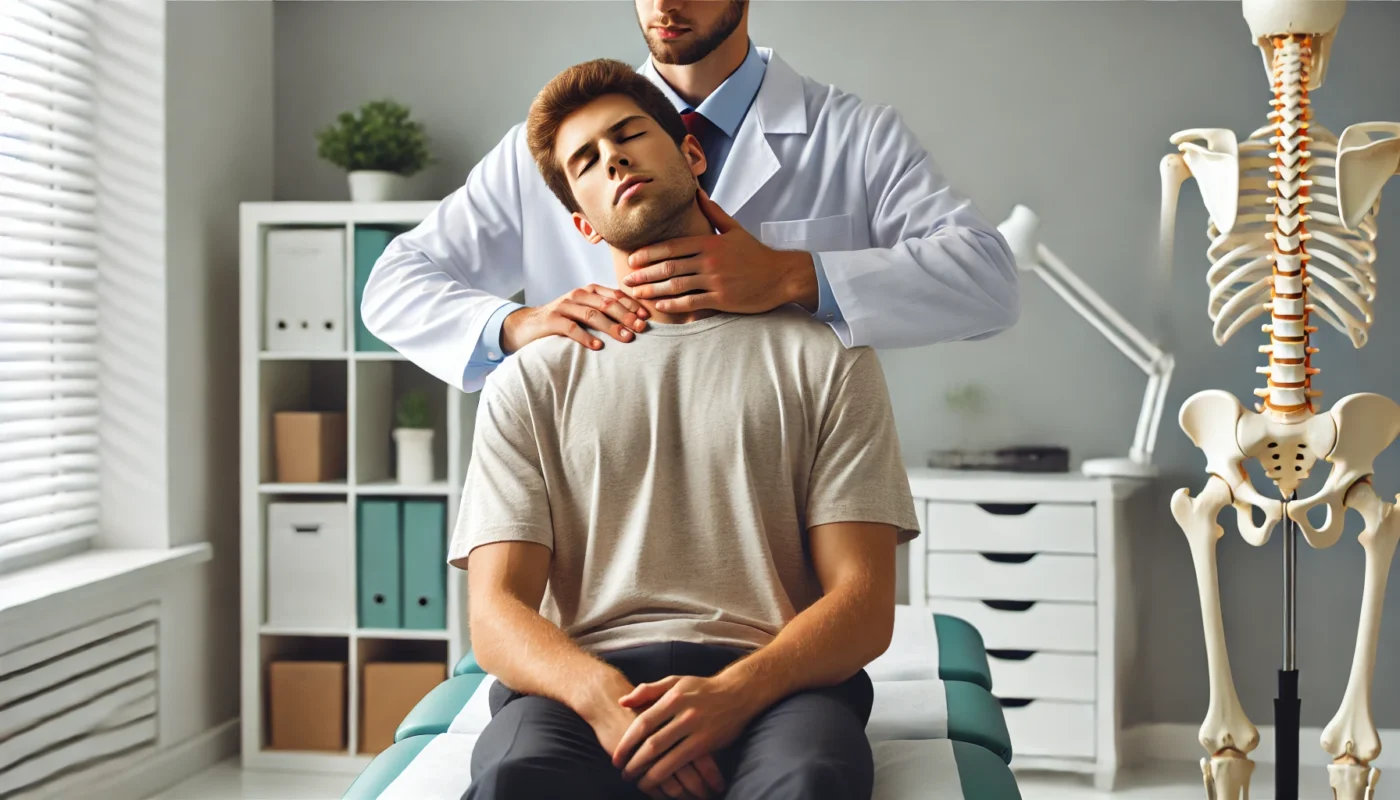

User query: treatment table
[342,606,1023,799]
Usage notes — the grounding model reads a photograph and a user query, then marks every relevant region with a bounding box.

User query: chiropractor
[361,0,1020,393]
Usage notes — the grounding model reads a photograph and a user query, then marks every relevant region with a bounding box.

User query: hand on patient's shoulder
[500,284,649,355]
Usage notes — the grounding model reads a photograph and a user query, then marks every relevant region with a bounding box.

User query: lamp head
[1242,0,1345,89]
[996,204,1041,273]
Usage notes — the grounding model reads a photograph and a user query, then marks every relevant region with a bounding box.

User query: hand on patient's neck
[612,201,717,325]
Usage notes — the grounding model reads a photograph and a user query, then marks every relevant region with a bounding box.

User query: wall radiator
[0,603,160,799]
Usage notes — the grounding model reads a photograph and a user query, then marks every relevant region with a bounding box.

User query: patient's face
[556,94,703,253]
[635,0,746,66]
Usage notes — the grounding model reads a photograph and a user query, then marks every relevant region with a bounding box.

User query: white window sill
[0,544,212,627]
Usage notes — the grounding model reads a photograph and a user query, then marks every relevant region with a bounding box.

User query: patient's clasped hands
[580,670,733,799]
[612,671,766,798]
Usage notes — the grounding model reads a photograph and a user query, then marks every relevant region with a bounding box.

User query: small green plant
[395,389,431,429]
[315,99,432,175]
[944,383,989,452]
[944,383,988,417]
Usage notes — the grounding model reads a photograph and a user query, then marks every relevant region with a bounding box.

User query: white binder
[264,228,346,352]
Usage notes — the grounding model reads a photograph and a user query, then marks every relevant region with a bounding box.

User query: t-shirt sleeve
[447,374,553,569]
[806,348,921,544]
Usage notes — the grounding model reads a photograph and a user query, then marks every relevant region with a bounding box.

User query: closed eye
[577,132,645,176]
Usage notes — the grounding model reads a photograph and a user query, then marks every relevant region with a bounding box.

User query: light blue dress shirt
[466,41,844,380]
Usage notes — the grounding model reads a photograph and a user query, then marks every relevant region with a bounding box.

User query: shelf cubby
[241,202,469,773]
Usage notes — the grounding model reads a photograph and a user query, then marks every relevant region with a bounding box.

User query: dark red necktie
[681,110,714,141]
[680,111,719,193]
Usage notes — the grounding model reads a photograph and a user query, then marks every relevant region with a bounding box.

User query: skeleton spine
[1260,35,1320,417]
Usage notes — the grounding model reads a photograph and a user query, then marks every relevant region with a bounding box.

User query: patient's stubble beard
[591,168,698,253]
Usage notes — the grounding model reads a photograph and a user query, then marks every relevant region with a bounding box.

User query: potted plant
[315,99,433,202]
[392,389,434,485]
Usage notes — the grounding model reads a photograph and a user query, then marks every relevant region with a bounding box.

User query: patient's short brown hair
[526,58,688,214]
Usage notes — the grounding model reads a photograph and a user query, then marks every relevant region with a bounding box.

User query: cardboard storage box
[274,411,346,483]
[268,660,346,751]
[359,661,447,754]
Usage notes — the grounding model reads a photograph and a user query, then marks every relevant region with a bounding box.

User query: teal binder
[354,227,399,352]
[358,499,403,628]
[401,500,447,630]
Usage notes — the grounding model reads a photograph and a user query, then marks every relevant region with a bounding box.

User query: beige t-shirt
[449,305,920,654]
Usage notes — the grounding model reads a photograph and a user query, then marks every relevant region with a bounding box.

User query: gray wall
[268,2,1400,729]
[166,0,275,750]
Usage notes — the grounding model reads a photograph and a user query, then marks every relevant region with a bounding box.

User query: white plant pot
[393,428,434,485]
[347,170,408,202]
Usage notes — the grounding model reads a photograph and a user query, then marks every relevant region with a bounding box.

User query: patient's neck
[614,204,717,325]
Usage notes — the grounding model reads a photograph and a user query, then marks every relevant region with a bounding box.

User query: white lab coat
[362,48,1020,393]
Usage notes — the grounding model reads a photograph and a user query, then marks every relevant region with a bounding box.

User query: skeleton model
[1159,1,1400,797]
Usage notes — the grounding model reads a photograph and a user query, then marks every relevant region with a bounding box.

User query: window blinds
[1,0,103,570]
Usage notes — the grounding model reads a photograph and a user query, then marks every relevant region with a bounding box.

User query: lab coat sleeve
[361,124,530,393]
[814,106,1021,349]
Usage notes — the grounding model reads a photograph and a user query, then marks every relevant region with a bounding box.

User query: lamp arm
[1032,263,1159,375]
[1130,354,1175,464]
[1035,243,1166,369]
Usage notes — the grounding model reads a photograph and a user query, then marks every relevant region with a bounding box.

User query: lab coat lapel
[711,49,807,218]
[638,48,809,219]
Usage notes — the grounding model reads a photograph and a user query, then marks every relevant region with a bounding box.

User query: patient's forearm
[716,580,892,711]
[471,595,631,723]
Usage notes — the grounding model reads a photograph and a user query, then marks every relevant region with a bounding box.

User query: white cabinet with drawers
[906,468,1144,791]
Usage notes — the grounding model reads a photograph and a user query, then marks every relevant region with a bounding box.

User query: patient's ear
[682,135,708,181]
[572,212,605,245]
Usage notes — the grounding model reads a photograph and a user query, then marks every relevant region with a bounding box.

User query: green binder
[358,499,402,628]
[401,500,447,630]
[354,226,399,352]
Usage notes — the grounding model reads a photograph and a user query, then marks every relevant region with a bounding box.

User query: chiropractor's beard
[589,173,698,253]
[640,1,745,66]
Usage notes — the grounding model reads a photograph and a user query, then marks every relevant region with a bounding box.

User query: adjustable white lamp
[996,204,1175,478]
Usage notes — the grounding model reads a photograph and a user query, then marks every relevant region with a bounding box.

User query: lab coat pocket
[759,213,855,253]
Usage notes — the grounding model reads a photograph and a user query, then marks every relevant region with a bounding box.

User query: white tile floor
[146,758,1335,799]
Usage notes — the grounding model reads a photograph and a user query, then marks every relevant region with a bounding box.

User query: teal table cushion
[951,740,1022,799]
[933,614,992,692]
[341,735,433,800]
[945,680,1013,764]
[452,611,992,692]
[453,650,483,677]
[395,673,487,742]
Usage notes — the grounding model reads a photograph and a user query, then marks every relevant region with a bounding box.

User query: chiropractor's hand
[500,284,649,355]
[623,189,820,314]
[584,673,725,799]
[612,673,763,795]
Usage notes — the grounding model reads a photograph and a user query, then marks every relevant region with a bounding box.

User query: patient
[451,58,919,800]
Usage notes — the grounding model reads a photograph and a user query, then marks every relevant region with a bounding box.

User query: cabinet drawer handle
[292,524,321,534]
[981,600,1036,612]
[987,649,1036,661]
[976,503,1036,516]
[980,552,1036,564]
[998,698,1036,709]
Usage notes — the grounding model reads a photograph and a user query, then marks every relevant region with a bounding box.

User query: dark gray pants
[465,641,874,800]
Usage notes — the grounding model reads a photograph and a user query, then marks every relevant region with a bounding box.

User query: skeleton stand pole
[1276,496,1300,800]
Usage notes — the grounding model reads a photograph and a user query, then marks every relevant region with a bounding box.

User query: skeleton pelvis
[1179,390,1400,548]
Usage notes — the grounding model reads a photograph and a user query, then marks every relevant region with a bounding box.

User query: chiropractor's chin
[638,1,745,65]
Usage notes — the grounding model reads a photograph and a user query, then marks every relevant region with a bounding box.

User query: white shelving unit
[238,201,476,773]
